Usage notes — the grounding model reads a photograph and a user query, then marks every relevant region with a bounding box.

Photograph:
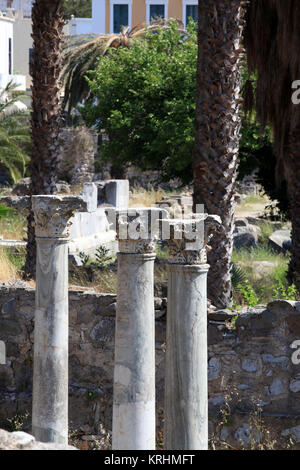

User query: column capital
[32,195,87,239]
[106,207,169,254]
[162,214,221,265]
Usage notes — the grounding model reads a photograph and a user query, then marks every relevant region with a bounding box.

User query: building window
[146,1,168,24]
[113,4,128,33]
[183,1,198,28]
[186,5,198,24]
[150,4,165,21]
[110,1,132,34]
[8,38,12,75]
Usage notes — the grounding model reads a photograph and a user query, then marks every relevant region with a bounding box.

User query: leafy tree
[82,21,197,183]
[63,0,92,19]
[63,19,185,113]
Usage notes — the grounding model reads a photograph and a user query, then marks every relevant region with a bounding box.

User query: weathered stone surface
[0,320,21,336]
[163,214,213,450]
[80,183,97,213]
[241,357,260,373]
[1,299,16,315]
[269,378,285,396]
[0,429,76,450]
[269,230,291,253]
[1,285,300,448]
[233,223,261,249]
[208,357,221,381]
[289,379,300,393]
[234,423,261,446]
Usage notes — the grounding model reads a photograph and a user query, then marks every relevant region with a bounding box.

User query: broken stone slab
[267,299,300,315]
[233,223,261,249]
[208,309,238,322]
[0,429,76,450]
[246,217,282,230]
[234,218,248,227]
[0,195,30,212]
[0,240,27,249]
[268,229,291,253]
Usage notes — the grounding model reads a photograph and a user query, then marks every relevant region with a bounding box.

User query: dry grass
[129,186,166,207]
[94,271,117,294]
[0,212,27,240]
[236,194,271,217]
[0,249,20,281]
[69,267,117,294]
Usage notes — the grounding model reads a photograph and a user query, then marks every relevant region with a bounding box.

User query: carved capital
[106,207,168,254]
[32,195,87,238]
[118,239,156,254]
[162,215,222,265]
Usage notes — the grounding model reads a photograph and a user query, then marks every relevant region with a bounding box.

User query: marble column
[31,195,87,445]
[110,208,166,450]
[163,216,220,450]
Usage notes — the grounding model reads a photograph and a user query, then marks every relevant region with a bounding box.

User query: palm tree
[62,18,185,113]
[244,0,300,289]
[193,0,246,308]
[0,82,30,183]
[24,0,65,278]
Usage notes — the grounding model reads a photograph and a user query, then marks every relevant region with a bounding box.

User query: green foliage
[0,82,30,183]
[237,280,262,307]
[83,21,197,183]
[94,245,113,267]
[231,263,247,291]
[79,251,90,266]
[0,205,13,219]
[63,0,92,19]
[79,245,114,267]
[271,272,298,301]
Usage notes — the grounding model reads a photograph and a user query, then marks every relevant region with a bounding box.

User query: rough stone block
[80,183,98,213]
[104,180,129,209]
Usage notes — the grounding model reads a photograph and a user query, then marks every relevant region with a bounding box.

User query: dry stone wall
[0,284,300,448]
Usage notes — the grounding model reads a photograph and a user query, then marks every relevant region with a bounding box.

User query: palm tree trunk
[193,0,246,308]
[24,0,64,278]
[287,126,300,289]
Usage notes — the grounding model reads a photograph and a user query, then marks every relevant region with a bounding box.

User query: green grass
[232,245,298,306]
[243,195,265,205]
[0,208,27,240]
[232,246,287,263]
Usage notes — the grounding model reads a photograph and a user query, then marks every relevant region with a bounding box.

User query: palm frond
[0,80,28,116]
[231,263,247,292]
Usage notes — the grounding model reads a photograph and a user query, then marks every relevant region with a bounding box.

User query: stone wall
[0,284,299,449]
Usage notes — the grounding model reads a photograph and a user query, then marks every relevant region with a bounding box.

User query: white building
[0,9,26,90]
[69,0,198,36]
[0,0,68,89]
